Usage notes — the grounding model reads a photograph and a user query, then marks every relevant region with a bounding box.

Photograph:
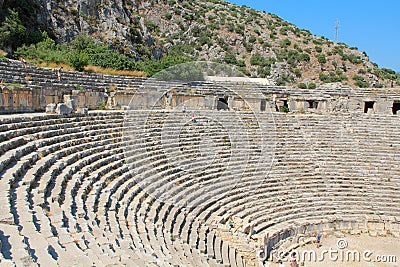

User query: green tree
[137,55,192,77]
[71,35,95,52]
[0,9,26,52]
[68,51,89,72]
[15,31,69,64]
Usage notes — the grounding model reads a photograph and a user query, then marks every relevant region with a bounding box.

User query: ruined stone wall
[0,86,65,113]
[0,86,108,113]
[2,78,400,115]
[113,92,134,108]
[70,90,106,109]
[348,96,394,114]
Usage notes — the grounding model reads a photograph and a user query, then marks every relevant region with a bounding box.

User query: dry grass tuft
[37,62,74,71]
[84,65,147,77]
[35,63,146,77]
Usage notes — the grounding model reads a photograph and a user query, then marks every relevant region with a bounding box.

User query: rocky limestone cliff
[36,0,132,45]
[34,0,164,58]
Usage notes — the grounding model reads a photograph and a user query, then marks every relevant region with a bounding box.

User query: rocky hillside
[1,0,398,87]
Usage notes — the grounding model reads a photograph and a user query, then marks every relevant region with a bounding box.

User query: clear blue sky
[227,0,400,72]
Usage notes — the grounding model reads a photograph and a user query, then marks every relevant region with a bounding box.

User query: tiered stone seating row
[262,113,400,259]
[0,110,399,266]
[0,59,145,92]
[121,111,252,266]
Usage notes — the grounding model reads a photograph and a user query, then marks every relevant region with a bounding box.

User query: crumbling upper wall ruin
[1,58,400,115]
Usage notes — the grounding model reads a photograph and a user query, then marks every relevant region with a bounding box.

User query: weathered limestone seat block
[0,110,399,266]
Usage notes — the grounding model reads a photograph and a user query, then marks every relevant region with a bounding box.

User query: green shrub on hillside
[227,23,235,32]
[237,60,246,67]
[198,35,212,46]
[298,82,307,89]
[224,51,238,65]
[293,69,302,78]
[279,27,288,35]
[317,54,326,64]
[352,75,364,82]
[250,53,264,66]
[342,62,347,72]
[313,39,323,45]
[244,42,253,52]
[262,42,271,48]
[276,74,294,86]
[308,83,317,89]
[276,77,286,86]
[293,43,302,52]
[297,53,310,62]
[319,71,347,83]
[90,51,136,70]
[235,24,245,35]
[342,53,362,64]
[355,80,369,88]
[331,46,344,56]
[279,38,291,48]
[248,35,256,43]
[358,69,366,74]
[165,13,172,20]
[270,33,278,40]
[257,67,271,78]
[250,53,276,67]
[374,68,398,80]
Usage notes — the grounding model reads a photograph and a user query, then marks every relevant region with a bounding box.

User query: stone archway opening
[392,101,400,115]
[364,101,375,113]
[217,97,229,110]
[307,100,318,109]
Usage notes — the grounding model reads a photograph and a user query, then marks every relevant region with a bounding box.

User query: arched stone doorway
[217,97,229,110]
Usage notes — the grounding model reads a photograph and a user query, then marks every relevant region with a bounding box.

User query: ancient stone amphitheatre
[0,60,399,267]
